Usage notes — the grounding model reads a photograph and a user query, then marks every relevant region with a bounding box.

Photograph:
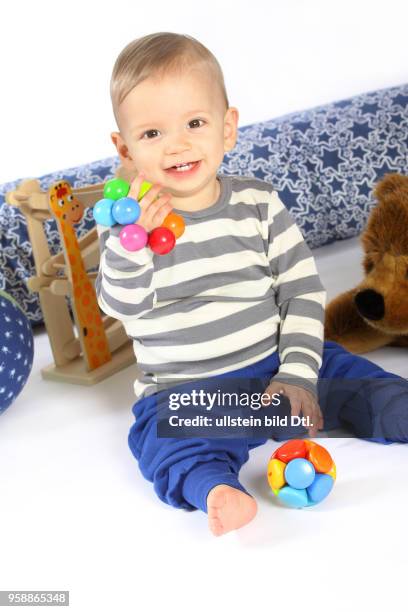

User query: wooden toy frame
[5,166,136,385]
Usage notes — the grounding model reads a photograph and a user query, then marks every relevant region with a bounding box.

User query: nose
[165,131,192,155]
[166,143,191,156]
[354,289,385,320]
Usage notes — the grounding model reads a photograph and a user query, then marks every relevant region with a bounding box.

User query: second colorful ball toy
[93,177,185,255]
[267,438,336,508]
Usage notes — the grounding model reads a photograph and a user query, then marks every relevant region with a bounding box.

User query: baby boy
[96,31,326,536]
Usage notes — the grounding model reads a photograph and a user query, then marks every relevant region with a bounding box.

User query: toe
[209,516,224,536]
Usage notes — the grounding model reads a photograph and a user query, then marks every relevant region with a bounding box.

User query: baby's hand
[128,170,173,233]
[261,380,323,437]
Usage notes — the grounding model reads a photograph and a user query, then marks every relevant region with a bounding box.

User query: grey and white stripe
[96,174,326,401]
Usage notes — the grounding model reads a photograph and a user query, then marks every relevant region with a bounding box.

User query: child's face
[111,65,238,201]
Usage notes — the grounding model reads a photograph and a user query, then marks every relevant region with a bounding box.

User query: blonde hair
[110,32,230,128]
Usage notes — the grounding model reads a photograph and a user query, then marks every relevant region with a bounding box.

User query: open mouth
[165,160,201,173]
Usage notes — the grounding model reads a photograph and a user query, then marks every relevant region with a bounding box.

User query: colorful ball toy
[0,290,34,415]
[267,439,336,508]
[93,177,185,255]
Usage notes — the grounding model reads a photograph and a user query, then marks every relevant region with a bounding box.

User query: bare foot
[206,484,257,536]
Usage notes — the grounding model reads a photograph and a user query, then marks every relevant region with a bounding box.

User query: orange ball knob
[161,212,185,239]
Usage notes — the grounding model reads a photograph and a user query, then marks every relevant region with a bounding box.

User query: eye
[58,199,64,207]
[142,129,160,140]
[188,118,206,129]
[141,118,205,140]
[67,194,73,202]
[364,257,374,273]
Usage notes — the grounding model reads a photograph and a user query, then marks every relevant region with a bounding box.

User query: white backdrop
[1,3,408,610]
[1,0,407,184]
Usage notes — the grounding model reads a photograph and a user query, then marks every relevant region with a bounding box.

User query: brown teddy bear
[324,173,408,354]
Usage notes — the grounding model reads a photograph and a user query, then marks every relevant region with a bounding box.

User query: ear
[223,107,239,153]
[110,131,135,171]
[374,173,408,201]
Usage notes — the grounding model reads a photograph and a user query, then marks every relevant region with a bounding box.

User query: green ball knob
[139,180,153,200]
[104,178,130,201]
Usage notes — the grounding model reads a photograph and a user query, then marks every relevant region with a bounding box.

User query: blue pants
[128,341,408,513]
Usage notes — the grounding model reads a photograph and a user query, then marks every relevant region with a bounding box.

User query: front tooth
[175,163,192,171]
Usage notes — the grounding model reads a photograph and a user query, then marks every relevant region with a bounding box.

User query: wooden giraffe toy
[48,180,112,370]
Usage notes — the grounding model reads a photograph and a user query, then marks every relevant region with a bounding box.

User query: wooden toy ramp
[5,166,136,385]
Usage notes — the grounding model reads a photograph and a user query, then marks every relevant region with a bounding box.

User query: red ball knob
[148,227,176,255]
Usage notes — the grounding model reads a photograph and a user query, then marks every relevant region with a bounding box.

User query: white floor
[1,235,407,612]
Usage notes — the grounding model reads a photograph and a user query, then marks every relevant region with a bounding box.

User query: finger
[299,401,315,434]
[128,170,148,201]
[132,180,163,208]
[302,402,317,435]
[290,398,302,419]
[316,405,324,430]
[311,401,322,425]
[290,397,302,418]
[151,198,174,226]
[142,183,164,207]
[261,384,285,406]
[308,403,321,436]
[261,387,273,406]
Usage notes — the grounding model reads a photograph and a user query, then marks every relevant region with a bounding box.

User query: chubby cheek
[214,146,228,169]
[131,144,159,172]
[206,135,227,165]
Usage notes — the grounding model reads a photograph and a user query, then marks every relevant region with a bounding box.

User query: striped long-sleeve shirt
[95,174,327,402]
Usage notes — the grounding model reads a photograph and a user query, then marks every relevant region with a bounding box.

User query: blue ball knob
[93,198,115,226]
[306,473,334,504]
[112,197,141,225]
[284,458,315,489]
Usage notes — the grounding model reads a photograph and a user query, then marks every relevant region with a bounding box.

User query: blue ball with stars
[0,290,34,415]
